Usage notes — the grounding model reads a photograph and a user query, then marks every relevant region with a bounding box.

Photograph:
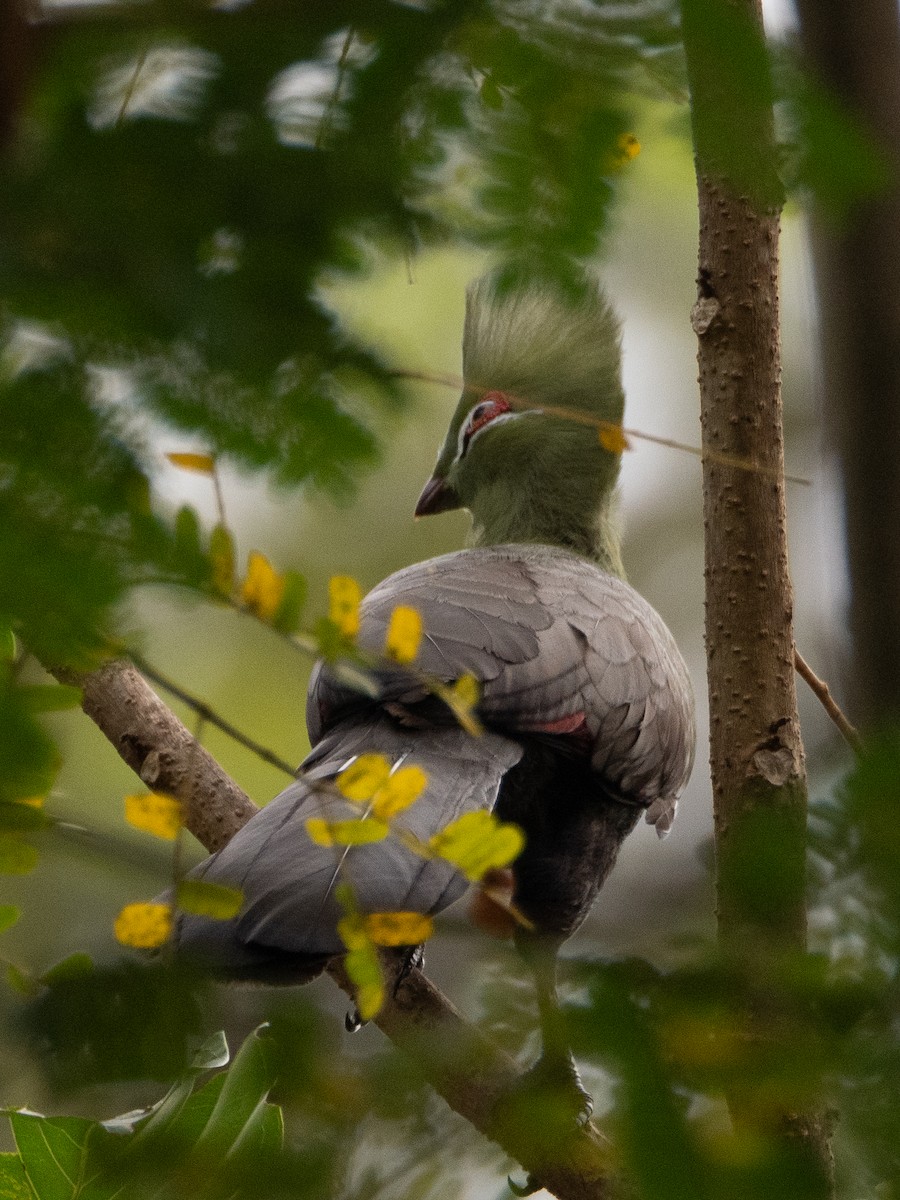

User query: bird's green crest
[423,266,628,575]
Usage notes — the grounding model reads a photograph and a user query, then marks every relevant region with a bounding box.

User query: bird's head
[415,267,627,572]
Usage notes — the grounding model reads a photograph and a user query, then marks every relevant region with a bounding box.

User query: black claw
[508,1173,541,1197]
[345,1007,364,1033]
[392,943,425,997]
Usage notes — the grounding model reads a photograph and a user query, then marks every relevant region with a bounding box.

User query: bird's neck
[468,486,625,578]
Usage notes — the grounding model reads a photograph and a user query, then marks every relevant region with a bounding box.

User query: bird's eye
[461,391,512,455]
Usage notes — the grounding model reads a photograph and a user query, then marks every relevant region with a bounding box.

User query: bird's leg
[344,944,424,1032]
[516,932,593,1127]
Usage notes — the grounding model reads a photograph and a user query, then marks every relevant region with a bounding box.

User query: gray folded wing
[311,545,695,832]
[175,714,522,976]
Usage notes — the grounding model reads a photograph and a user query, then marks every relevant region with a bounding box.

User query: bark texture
[55,656,618,1200]
[794,0,900,728]
[680,0,832,1185]
[52,660,258,853]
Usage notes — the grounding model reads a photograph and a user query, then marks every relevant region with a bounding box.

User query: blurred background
[0,0,894,1196]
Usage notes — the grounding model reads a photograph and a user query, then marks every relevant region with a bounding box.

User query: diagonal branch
[50,655,619,1200]
[129,652,298,779]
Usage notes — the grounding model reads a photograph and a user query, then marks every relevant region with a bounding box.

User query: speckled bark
[681,0,833,1186]
[51,659,258,852]
[681,0,808,954]
[692,183,808,949]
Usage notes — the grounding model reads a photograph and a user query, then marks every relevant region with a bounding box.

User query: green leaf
[9,1112,94,1200]
[190,1030,230,1074]
[4,963,37,997]
[191,1026,277,1160]
[40,953,94,986]
[0,629,15,663]
[272,569,307,634]
[176,880,243,920]
[0,906,21,934]
[19,685,82,713]
[0,1153,30,1200]
[0,804,48,833]
[0,668,59,805]
[0,840,38,875]
[116,1033,229,1141]
[173,505,209,586]
[208,524,236,599]
[226,1096,284,1164]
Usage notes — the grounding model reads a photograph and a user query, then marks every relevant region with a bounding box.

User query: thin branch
[316,26,354,150]
[115,47,147,127]
[130,651,298,779]
[794,648,863,754]
[49,654,620,1200]
[390,368,812,487]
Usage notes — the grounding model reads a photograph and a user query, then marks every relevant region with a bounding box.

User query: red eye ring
[463,391,512,450]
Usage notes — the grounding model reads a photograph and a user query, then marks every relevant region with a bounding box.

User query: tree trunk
[679,0,833,1185]
[793,0,900,729]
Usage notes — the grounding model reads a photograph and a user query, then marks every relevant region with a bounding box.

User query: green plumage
[430,268,627,576]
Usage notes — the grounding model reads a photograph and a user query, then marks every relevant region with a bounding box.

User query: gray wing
[311,545,694,833]
[175,713,522,975]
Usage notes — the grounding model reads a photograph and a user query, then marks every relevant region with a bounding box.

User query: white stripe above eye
[453,408,543,464]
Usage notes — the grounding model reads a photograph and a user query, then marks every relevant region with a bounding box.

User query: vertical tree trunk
[679,0,832,1184]
[793,0,900,729]
[0,1,33,153]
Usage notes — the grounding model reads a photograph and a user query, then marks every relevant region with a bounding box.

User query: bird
[175,265,696,1120]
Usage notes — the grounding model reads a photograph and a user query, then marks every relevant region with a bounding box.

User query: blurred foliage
[2,1,899,1198]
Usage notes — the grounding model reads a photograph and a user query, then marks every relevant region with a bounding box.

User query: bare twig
[50,654,619,1200]
[316,27,355,150]
[390,368,811,486]
[130,651,298,778]
[794,648,863,754]
[115,48,148,127]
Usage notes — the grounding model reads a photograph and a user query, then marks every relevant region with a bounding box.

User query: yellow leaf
[304,816,389,846]
[16,796,45,809]
[336,754,392,803]
[371,765,428,820]
[209,523,236,598]
[240,551,286,621]
[166,451,217,474]
[124,792,182,841]
[336,912,369,951]
[364,911,434,946]
[452,673,480,711]
[436,673,483,736]
[598,423,631,454]
[430,811,525,881]
[329,575,362,639]
[385,605,423,665]
[344,942,384,1020]
[305,817,335,847]
[114,902,173,949]
[616,132,641,161]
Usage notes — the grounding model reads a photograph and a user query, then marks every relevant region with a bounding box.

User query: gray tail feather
[174,714,522,981]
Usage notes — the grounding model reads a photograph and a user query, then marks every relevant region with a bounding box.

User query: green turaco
[176,266,696,1122]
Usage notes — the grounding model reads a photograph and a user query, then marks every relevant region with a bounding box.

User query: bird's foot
[517,1050,594,1128]
[345,945,424,1032]
[393,943,424,993]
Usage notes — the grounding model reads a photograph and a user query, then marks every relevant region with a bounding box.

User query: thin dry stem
[390,368,811,486]
[794,648,863,753]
